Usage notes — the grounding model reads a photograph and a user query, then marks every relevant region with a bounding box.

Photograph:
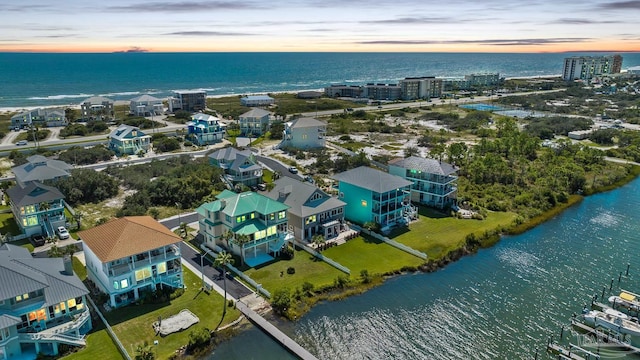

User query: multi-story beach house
[108,124,152,156]
[279,117,326,150]
[11,155,72,188]
[78,216,183,309]
[264,177,347,242]
[129,94,164,116]
[238,108,271,136]
[0,244,92,359]
[80,96,114,121]
[362,83,402,100]
[332,166,414,229]
[562,55,623,81]
[208,147,263,188]
[196,190,291,267]
[186,113,226,146]
[399,77,443,100]
[6,182,67,238]
[388,156,458,209]
[240,95,275,107]
[10,108,67,130]
[168,90,206,113]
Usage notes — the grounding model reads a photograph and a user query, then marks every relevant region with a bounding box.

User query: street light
[175,202,182,236]
[200,245,216,289]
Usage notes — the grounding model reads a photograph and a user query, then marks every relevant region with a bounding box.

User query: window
[305,215,316,225]
[120,279,129,289]
[1,327,9,340]
[251,212,255,219]
[310,192,322,202]
[361,200,368,207]
[255,230,266,240]
[339,192,344,198]
[157,262,167,274]
[236,215,246,223]
[302,134,308,140]
[67,298,77,311]
[113,281,119,290]
[278,211,286,220]
[269,213,275,221]
[267,226,276,236]
[135,268,151,282]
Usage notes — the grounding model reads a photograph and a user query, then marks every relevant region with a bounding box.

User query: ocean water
[210,177,640,359]
[1,52,639,109]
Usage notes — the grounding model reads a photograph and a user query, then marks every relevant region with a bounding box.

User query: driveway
[256,155,304,180]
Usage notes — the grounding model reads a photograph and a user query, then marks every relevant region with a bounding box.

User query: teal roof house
[208,147,263,188]
[388,156,458,209]
[239,108,270,136]
[197,190,291,267]
[186,113,226,146]
[332,166,414,228]
[6,182,67,238]
[265,177,347,242]
[280,117,326,150]
[108,124,151,156]
[0,244,92,359]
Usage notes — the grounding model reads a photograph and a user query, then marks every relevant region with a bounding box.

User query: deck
[236,300,318,360]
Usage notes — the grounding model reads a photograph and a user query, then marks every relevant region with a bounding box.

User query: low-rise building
[186,113,226,145]
[264,177,347,242]
[6,182,67,238]
[0,244,92,359]
[196,190,291,267]
[129,94,164,116]
[324,85,363,98]
[208,147,263,188]
[332,166,414,228]
[80,96,114,121]
[388,156,458,209]
[280,117,326,149]
[78,216,183,309]
[10,108,67,130]
[168,90,206,112]
[399,77,443,100]
[11,155,73,188]
[240,95,275,107]
[108,124,152,156]
[239,108,271,136]
[362,83,402,100]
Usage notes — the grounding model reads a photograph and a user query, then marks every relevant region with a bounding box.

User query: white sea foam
[28,93,94,100]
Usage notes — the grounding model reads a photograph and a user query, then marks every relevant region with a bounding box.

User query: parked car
[288,167,298,174]
[30,234,46,247]
[257,183,267,191]
[16,140,28,146]
[57,226,70,240]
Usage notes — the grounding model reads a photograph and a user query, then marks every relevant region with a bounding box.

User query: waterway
[209,177,640,360]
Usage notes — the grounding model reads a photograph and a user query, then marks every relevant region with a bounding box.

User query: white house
[129,94,164,116]
[280,117,326,149]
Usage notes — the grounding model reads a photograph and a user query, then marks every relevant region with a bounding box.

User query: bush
[271,288,291,315]
[286,267,295,275]
[302,282,314,294]
[186,328,211,353]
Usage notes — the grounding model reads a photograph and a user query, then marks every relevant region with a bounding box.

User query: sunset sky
[1,0,640,53]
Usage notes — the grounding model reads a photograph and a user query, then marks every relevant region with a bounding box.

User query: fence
[297,242,351,274]
[353,225,428,260]
[208,244,272,299]
[85,296,131,360]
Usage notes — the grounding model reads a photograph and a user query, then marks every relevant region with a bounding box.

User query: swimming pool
[460,103,504,111]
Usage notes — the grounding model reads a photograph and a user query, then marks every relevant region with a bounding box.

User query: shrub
[271,288,291,315]
[186,328,211,353]
[302,282,314,294]
[287,267,295,275]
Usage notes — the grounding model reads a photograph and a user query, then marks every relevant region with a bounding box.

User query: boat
[583,309,640,337]
[609,290,640,312]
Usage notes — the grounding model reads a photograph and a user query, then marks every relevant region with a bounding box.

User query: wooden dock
[547,343,587,360]
[236,300,318,360]
[571,318,640,353]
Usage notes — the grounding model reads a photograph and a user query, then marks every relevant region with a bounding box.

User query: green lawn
[0,212,21,236]
[72,256,87,280]
[322,235,425,275]
[245,249,345,293]
[68,267,240,360]
[63,323,123,360]
[391,208,517,260]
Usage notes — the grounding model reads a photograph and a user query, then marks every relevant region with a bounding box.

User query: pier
[571,318,640,353]
[235,300,318,360]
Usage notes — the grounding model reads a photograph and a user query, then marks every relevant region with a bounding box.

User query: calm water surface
[210,177,640,359]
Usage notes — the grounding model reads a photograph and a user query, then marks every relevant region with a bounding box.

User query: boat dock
[571,318,640,353]
[546,342,588,360]
[235,300,318,360]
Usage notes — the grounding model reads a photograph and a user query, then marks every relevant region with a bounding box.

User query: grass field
[321,235,425,275]
[0,212,21,236]
[245,249,345,293]
[391,208,517,260]
[63,323,124,360]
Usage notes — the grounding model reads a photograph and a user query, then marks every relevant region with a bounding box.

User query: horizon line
[1,49,639,54]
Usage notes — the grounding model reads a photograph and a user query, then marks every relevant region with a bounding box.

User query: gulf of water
[1,52,640,109]
[210,177,640,359]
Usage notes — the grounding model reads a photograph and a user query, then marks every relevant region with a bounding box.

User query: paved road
[179,242,253,299]
[159,213,198,230]
[256,155,304,180]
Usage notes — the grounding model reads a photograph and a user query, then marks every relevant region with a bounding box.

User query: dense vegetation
[104,156,226,216]
[523,116,592,139]
[50,169,119,204]
[58,145,115,165]
[59,121,109,137]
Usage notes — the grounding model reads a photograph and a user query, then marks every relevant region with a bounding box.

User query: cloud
[599,0,640,10]
[113,47,150,53]
[361,16,453,24]
[549,18,617,24]
[0,4,53,12]
[107,1,264,12]
[358,38,591,46]
[164,31,255,36]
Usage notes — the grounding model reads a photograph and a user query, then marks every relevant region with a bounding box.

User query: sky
[1,0,640,53]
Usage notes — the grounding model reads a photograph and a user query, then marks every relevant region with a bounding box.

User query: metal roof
[6,181,65,207]
[265,176,345,218]
[204,191,289,217]
[130,94,161,102]
[239,108,270,118]
[82,96,114,104]
[332,166,413,193]
[12,155,72,184]
[388,156,458,176]
[109,124,149,141]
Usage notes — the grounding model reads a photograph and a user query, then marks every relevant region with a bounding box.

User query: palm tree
[213,251,234,330]
[312,234,325,251]
[235,234,251,266]
[135,341,155,360]
[222,229,235,250]
[73,211,84,230]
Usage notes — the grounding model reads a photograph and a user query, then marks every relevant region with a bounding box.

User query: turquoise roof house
[108,124,151,156]
[332,166,414,229]
[196,190,291,267]
[279,117,326,150]
[388,156,458,209]
[186,113,226,146]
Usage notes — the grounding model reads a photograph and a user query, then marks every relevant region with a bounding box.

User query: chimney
[63,255,74,276]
